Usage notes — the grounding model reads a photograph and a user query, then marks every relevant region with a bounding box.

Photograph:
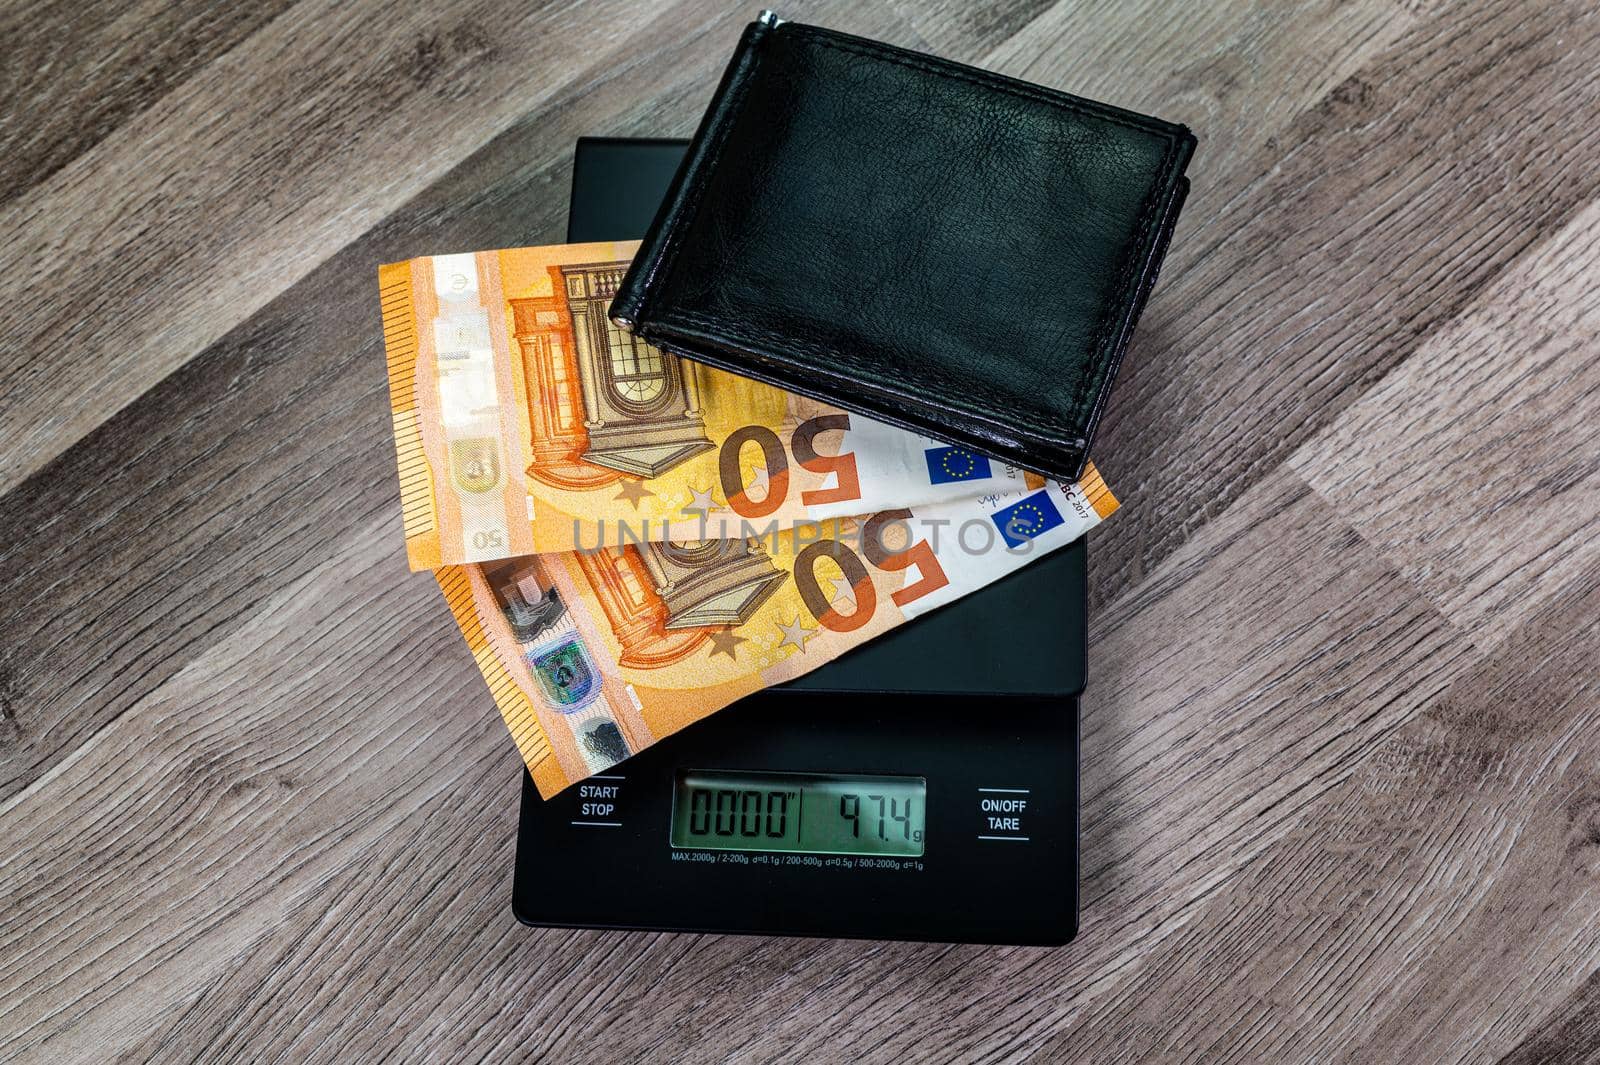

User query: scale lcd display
[671,770,926,856]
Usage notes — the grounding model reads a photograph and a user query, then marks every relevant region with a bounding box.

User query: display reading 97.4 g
[671,770,926,856]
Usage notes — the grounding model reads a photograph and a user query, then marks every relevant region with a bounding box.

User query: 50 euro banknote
[439,465,1117,798]
[380,241,1022,570]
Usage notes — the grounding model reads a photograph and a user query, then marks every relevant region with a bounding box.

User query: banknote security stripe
[436,565,556,786]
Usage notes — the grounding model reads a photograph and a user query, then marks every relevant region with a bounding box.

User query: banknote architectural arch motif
[508,288,618,491]
[511,262,716,489]
[561,262,715,477]
[639,538,788,630]
[511,263,715,486]
[570,547,708,667]
[570,537,787,668]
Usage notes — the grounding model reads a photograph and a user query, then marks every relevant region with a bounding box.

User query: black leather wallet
[613,13,1195,481]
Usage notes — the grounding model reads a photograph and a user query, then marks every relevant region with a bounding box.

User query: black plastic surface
[515,691,1079,945]
[567,138,694,245]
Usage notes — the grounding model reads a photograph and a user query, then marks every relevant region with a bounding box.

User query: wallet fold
[614,15,1195,481]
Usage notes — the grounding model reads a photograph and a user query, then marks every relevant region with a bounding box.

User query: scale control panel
[514,691,1080,945]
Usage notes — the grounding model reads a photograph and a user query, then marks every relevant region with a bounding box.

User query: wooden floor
[3,0,1598,1060]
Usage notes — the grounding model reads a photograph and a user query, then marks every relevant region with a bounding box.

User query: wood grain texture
[0,0,296,206]
[2,0,1598,1061]
[1289,199,1600,653]
[0,0,725,495]
[1502,969,1600,1065]
[1043,559,1600,1064]
[1081,0,1600,608]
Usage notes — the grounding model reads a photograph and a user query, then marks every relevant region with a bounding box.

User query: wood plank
[1499,969,1600,1065]
[1030,557,1600,1064]
[0,0,294,206]
[1075,0,1600,610]
[984,0,1413,136]
[0,513,494,1060]
[1289,199,1600,653]
[886,0,1054,56]
[0,0,738,497]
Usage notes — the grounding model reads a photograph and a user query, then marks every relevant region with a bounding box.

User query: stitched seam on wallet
[663,308,1077,437]
[659,123,1177,441]
[640,26,770,321]
[1072,141,1175,422]
[650,26,1183,436]
[652,323,1065,455]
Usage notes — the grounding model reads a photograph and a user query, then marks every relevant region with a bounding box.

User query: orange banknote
[439,467,1117,798]
[380,243,1024,570]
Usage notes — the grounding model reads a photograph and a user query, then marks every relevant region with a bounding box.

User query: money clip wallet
[612,13,1196,482]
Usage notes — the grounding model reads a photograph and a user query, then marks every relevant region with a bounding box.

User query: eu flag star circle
[942,450,976,478]
[1010,502,1046,532]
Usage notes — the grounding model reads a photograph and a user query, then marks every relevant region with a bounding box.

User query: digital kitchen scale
[512,138,1086,946]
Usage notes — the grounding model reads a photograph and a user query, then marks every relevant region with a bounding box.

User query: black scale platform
[511,138,1085,945]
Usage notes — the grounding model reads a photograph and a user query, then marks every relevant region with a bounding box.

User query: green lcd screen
[671,770,926,856]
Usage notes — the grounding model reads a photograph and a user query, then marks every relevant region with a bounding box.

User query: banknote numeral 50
[792,509,950,633]
[719,416,861,519]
